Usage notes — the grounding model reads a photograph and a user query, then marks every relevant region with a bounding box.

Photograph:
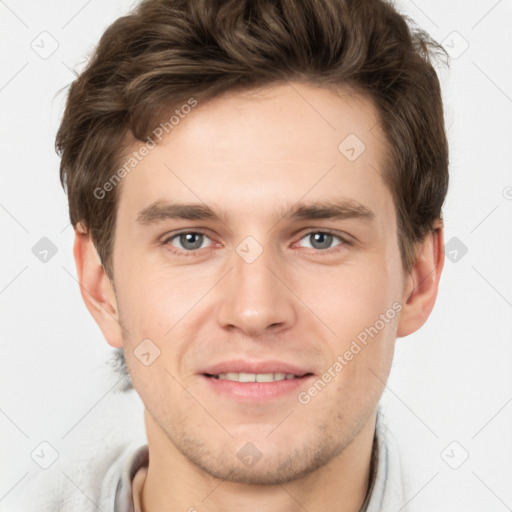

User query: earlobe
[73,224,124,348]
[397,220,445,338]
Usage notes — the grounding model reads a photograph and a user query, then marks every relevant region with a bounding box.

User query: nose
[216,241,297,337]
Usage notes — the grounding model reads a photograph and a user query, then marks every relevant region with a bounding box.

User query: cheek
[302,258,401,336]
[115,256,201,337]
[296,255,401,395]
[114,259,215,391]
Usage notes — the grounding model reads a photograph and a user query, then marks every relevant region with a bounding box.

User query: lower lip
[200,375,314,401]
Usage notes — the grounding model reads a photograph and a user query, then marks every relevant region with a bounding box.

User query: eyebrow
[136,199,375,226]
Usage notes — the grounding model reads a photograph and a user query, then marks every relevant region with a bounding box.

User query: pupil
[181,233,203,250]
[311,232,332,249]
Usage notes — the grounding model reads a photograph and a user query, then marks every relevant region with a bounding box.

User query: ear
[397,219,445,337]
[73,224,124,348]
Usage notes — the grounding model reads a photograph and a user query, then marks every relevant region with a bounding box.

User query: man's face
[111,82,408,484]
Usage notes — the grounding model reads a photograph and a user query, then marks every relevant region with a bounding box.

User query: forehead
[116,82,393,226]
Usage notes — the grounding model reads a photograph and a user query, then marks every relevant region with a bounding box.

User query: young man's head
[58,0,447,497]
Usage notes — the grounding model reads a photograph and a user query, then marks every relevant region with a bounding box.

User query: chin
[177,432,346,486]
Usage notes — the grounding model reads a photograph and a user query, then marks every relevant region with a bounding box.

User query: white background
[1,1,511,510]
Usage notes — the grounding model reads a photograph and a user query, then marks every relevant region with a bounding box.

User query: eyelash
[159,229,352,257]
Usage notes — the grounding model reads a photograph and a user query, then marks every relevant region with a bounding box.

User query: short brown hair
[57,0,449,278]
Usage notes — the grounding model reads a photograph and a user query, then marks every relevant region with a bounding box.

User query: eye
[296,231,348,251]
[160,229,350,256]
[164,231,213,252]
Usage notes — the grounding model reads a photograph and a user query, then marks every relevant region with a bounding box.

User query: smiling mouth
[204,372,313,382]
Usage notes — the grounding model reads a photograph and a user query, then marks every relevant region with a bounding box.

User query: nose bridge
[216,235,295,335]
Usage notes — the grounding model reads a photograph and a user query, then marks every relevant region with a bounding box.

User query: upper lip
[201,360,313,377]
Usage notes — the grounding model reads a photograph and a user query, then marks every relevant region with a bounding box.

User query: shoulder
[14,441,146,512]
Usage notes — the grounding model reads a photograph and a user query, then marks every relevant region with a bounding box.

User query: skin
[74,82,444,512]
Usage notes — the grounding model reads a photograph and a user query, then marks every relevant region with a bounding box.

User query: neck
[138,409,377,512]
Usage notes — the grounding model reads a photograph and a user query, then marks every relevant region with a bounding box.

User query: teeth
[215,372,297,382]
